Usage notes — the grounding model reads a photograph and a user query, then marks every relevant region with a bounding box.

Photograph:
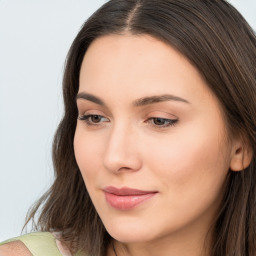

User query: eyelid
[77,109,110,127]
[145,116,178,128]
[77,108,107,117]
[144,111,179,129]
[78,114,110,128]
[77,114,108,121]
[145,111,178,119]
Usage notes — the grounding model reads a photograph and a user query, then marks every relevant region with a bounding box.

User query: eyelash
[78,114,109,126]
[146,117,178,128]
[78,114,178,129]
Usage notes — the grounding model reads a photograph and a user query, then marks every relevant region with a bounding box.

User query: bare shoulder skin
[0,241,32,256]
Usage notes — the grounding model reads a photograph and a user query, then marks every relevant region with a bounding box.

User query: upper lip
[103,186,158,196]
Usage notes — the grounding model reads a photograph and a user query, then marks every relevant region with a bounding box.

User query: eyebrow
[76,92,190,106]
[133,94,190,106]
[76,92,105,106]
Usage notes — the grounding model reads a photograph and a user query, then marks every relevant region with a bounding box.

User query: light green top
[0,232,83,256]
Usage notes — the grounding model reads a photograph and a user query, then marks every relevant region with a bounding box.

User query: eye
[147,117,178,128]
[78,114,109,126]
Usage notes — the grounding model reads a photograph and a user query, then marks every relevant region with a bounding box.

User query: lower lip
[104,192,157,210]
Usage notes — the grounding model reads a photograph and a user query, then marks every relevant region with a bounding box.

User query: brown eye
[153,118,167,126]
[147,117,178,128]
[90,115,102,123]
[78,114,109,126]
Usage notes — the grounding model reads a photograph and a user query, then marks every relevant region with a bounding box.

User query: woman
[1,0,255,255]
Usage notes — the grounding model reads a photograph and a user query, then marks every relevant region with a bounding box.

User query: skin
[74,34,240,256]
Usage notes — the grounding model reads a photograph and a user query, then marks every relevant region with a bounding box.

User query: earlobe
[229,143,253,172]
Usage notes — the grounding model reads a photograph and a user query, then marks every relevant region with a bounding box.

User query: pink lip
[103,186,158,210]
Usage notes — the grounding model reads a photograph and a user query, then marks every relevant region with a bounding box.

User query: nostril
[103,153,142,174]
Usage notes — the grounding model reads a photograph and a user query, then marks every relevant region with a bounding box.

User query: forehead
[80,34,190,78]
[79,34,212,105]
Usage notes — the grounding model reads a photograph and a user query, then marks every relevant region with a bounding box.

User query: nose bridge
[103,121,141,173]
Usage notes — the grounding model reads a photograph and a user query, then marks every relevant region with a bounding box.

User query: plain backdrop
[0,0,255,241]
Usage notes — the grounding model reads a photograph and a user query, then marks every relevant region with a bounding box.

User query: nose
[103,124,142,173]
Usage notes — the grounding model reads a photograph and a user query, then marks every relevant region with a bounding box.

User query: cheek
[137,123,231,231]
[144,120,230,199]
[73,126,104,182]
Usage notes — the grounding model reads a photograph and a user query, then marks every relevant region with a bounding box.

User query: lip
[103,186,158,210]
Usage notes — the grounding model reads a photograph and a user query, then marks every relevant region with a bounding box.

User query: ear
[229,137,253,171]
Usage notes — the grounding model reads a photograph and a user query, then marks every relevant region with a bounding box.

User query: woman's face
[74,34,234,244]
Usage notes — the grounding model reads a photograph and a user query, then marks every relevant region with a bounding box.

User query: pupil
[92,115,101,123]
[154,118,165,125]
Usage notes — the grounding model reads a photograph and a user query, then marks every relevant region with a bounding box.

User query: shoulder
[0,232,63,256]
[0,240,32,256]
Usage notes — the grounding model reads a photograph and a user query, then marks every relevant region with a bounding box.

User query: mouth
[103,186,158,210]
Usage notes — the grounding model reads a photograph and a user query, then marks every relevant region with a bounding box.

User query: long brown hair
[26,1,256,255]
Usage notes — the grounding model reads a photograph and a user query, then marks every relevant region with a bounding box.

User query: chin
[102,217,160,243]
[108,229,153,243]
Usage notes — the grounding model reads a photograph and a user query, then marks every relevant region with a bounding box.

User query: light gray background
[0,0,255,241]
